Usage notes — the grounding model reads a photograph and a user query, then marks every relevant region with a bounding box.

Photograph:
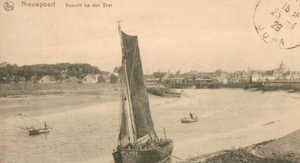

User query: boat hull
[161,91,182,98]
[113,140,173,163]
[29,128,51,136]
[181,118,198,123]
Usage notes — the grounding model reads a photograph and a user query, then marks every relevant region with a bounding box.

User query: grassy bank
[0,82,119,97]
[185,148,291,163]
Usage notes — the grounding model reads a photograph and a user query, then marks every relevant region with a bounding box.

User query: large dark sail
[113,26,173,163]
[121,31,155,139]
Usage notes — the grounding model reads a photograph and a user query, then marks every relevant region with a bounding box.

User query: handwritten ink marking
[271,8,281,18]
[271,21,283,32]
[271,38,278,43]
[280,39,285,46]
[282,3,291,12]
[292,12,299,18]
[254,0,300,49]
[257,26,264,31]
[263,32,269,39]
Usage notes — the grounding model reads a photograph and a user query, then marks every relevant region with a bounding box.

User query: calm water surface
[1,89,300,163]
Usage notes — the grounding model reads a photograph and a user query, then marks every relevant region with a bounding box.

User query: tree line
[0,63,101,83]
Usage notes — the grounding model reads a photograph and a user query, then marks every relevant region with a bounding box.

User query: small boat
[162,89,182,97]
[29,127,51,136]
[14,113,51,136]
[112,23,173,163]
[181,117,198,123]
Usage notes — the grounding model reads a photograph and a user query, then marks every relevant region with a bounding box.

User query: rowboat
[29,127,51,136]
[181,117,198,123]
[162,89,182,97]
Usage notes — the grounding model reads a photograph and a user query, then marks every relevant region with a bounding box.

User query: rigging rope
[15,113,44,129]
[18,114,43,124]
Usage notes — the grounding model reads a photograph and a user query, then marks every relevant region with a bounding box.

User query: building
[145,78,160,83]
[283,71,300,80]
[63,77,81,83]
[229,71,248,83]
[265,61,287,80]
[82,74,99,83]
[251,70,267,82]
[39,76,57,83]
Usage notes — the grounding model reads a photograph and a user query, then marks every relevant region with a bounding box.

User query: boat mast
[117,22,137,144]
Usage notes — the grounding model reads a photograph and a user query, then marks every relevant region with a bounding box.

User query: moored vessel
[112,23,173,163]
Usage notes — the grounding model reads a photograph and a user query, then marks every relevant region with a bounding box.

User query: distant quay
[22,1,56,8]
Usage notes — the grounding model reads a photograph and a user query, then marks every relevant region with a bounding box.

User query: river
[1,89,300,163]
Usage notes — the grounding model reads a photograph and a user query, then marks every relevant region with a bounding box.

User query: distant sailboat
[112,23,173,163]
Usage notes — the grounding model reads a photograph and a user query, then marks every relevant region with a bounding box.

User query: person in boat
[190,113,193,119]
[44,121,48,129]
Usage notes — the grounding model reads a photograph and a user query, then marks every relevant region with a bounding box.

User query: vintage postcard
[1,0,300,163]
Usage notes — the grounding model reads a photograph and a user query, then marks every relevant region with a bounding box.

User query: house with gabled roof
[82,74,99,83]
[39,76,57,83]
[63,76,81,83]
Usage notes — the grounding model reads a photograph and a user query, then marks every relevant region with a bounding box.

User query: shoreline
[0,83,120,120]
[179,128,300,163]
[1,82,300,97]
[181,130,300,163]
[1,83,300,163]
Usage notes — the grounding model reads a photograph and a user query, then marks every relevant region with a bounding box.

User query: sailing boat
[15,113,51,136]
[112,23,173,163]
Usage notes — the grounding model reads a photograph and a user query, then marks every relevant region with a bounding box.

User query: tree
[110,74,119,84]
[98,76,106,83]
[113,66,122,74]
[153,72,166,79]
[0,62,101,83]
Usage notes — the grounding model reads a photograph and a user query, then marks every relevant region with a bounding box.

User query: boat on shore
[112,23,173,163]
[29,127,51,136]
[181,117,198,123]
[147,87,182,97]
[162,89,182,97]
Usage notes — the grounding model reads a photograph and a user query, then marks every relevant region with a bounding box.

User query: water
[1,89,300,163]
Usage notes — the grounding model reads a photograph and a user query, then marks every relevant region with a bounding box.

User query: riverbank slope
[183,129,300,163]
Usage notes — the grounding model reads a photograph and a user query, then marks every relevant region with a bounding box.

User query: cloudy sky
[1,0,299,73]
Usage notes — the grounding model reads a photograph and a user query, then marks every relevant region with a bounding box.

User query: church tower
[279,61,286,73]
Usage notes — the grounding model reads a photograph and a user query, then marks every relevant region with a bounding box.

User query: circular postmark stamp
[254,0,300,49]
[3,1,14,12]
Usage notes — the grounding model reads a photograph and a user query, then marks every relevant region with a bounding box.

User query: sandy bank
[0,83,120,119]
[181,129,300,163]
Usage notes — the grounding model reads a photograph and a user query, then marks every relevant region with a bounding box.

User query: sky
[1,0,300,73]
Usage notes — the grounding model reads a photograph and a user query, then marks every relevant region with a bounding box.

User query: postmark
[3,1,14,12]
[254,0,300,49]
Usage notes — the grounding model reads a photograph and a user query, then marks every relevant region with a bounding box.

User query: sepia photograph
[1,0,300,163]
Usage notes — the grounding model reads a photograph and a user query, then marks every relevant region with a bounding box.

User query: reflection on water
[1,89,300,163]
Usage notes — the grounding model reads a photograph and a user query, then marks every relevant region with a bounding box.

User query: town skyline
[1,60,298,75]
[1,1,300,73]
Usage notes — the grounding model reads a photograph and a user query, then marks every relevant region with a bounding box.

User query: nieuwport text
[22,1,56,8]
